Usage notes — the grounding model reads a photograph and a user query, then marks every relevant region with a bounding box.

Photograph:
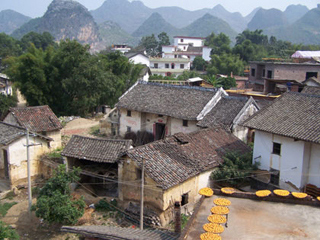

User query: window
[154,63,158,69]
[127,110,131,117]
[136,168,142,180]
[251,68,256,77]
[272,142,281,155]
[158,114,163,117]
[267,70,272,78]
[183,120,188,127]
[306,72,318,80]
[180,64,184,69]
[180,39,184,42]
[171,63,175,69]
[126,126,131,133]
[181,193,189,206]
[165,63,169,68]
[262,69,266,77]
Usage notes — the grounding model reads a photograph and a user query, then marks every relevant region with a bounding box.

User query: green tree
[205,32,231,55]
[207,53,244,76]
[211,151,257,187]
[0,221,20,240]
[0,93,18,118]
[0,33,21,59]
[139,34,159,57]
[35,165,85,225]
[216,76,237,90]
[157,32,170,55]
[20,32,56,51]
[192,56,207,71]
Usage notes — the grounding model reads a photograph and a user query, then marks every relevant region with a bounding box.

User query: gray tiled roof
[0,122,26,145]
[62,135,132,163]
[127,127,251,190]
[197,96,249,128]
[0,122,52,145]
[302,86,320,95]
[7,105,62,132]
[242,92,320,144]
[116,82,218,120]
[61,225,179,240]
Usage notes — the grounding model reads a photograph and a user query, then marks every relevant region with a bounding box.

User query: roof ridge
[140,81,217,92]
[72,135,132,143]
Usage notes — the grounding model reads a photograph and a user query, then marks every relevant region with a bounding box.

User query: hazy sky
[0,0,318,18]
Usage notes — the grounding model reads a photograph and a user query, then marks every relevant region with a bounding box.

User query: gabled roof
[197,96,256,128]
[116,81,219,120]
[0,122,52,145]
[61,225,179,240]
[126,127,250,190]
[62,135,132,163]
[125,52,148,59]
[302,86,320,95]
[242,92,320,144]
[7,105,62,132]
[291,51,320,59]
[174,36,205,40]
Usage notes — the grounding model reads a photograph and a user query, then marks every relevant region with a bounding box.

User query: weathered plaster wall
[170,118,199,135]
[46,130,61,149]
[3,113,19,126]
[119,109,141,137]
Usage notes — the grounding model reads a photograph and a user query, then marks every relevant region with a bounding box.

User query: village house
[61,135,132,197]
[3,105,63,149]
[0,122,52,187]
[119,127,251,226]
[116,81,258,142]
[162,36,212,62]
[149,57,190,77]
[242,92,320,191]
[125,52,150,67]
[0,73,13,96]
[197,95,259,142]
[111,44,131,53]
[248,60,320,93]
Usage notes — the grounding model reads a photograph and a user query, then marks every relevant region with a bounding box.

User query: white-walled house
[149,57,190,77]
[162,36,212,62]
[0,122,52,187]
[125,52,150,67]
[115,81,257,142]
[0,73,13,96]
[243,92,320,190]
[3,105,63,149]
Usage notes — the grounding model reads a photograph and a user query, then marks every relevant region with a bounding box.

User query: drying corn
[199,187,214,197]
[221,187,235,194]
[211,206,230,215]
[291,192,308,199]
[255,190,271,197]
[200,232,222,240]
[213,198,231,206]
[203,223,224,234]
[207,214,227,224]
[273,189,290,197]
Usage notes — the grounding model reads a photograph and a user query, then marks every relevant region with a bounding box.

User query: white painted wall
[307,143,320,187]
[252,131,312,189]
[202,47,212,61]
[119,109,141,137]
[174,37,204,47]
[129,54,150,67]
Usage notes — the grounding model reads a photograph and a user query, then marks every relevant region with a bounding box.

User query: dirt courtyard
[186,196,320,240]
[61,117,100,137]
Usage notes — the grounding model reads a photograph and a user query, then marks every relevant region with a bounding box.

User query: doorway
[155,123,165,140]
[3,150,9,179]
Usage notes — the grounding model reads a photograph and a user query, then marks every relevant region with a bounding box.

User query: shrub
[0,221,20,239]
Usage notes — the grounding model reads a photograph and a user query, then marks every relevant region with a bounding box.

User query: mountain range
[0,0,319,49]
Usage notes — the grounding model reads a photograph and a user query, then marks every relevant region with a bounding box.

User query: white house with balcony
[162,36,212,63]
[149,57,190,77]
[242,92,320,191]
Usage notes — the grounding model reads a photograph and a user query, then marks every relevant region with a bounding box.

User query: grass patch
[90,125,100,136]
[48,147,64,159]
[0,202,17,217]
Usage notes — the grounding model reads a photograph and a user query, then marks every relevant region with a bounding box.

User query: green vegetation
[0,202,17,217]
[34,165,85,225]
[137,32,170,57]
[0,221,20,240]
[0,93,18,119]
[4,39,144,117]
[47,147,64,159]
[95,199,118,212]
[211,151,258,187]
[181,214,190,229]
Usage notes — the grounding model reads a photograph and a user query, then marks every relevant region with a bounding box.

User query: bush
[34,165,85,225]
[211,151,258,187]
[0,221,20,240]
[0,202,17,217]
[95,199,117,212]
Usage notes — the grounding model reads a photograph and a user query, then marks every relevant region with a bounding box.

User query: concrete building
[243,92,320,190]
[0,122,52,187]
[248,61,320,93]
[3,105,63,149]
[149,57,190,77]
[111,44,131,53]
[0,73,12,96]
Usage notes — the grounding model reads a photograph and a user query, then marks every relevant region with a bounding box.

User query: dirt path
[61,118,100,137]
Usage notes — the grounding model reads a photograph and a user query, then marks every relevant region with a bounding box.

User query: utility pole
[25,129,42,213]
[140,158,145,230]
[26,129,32,213]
